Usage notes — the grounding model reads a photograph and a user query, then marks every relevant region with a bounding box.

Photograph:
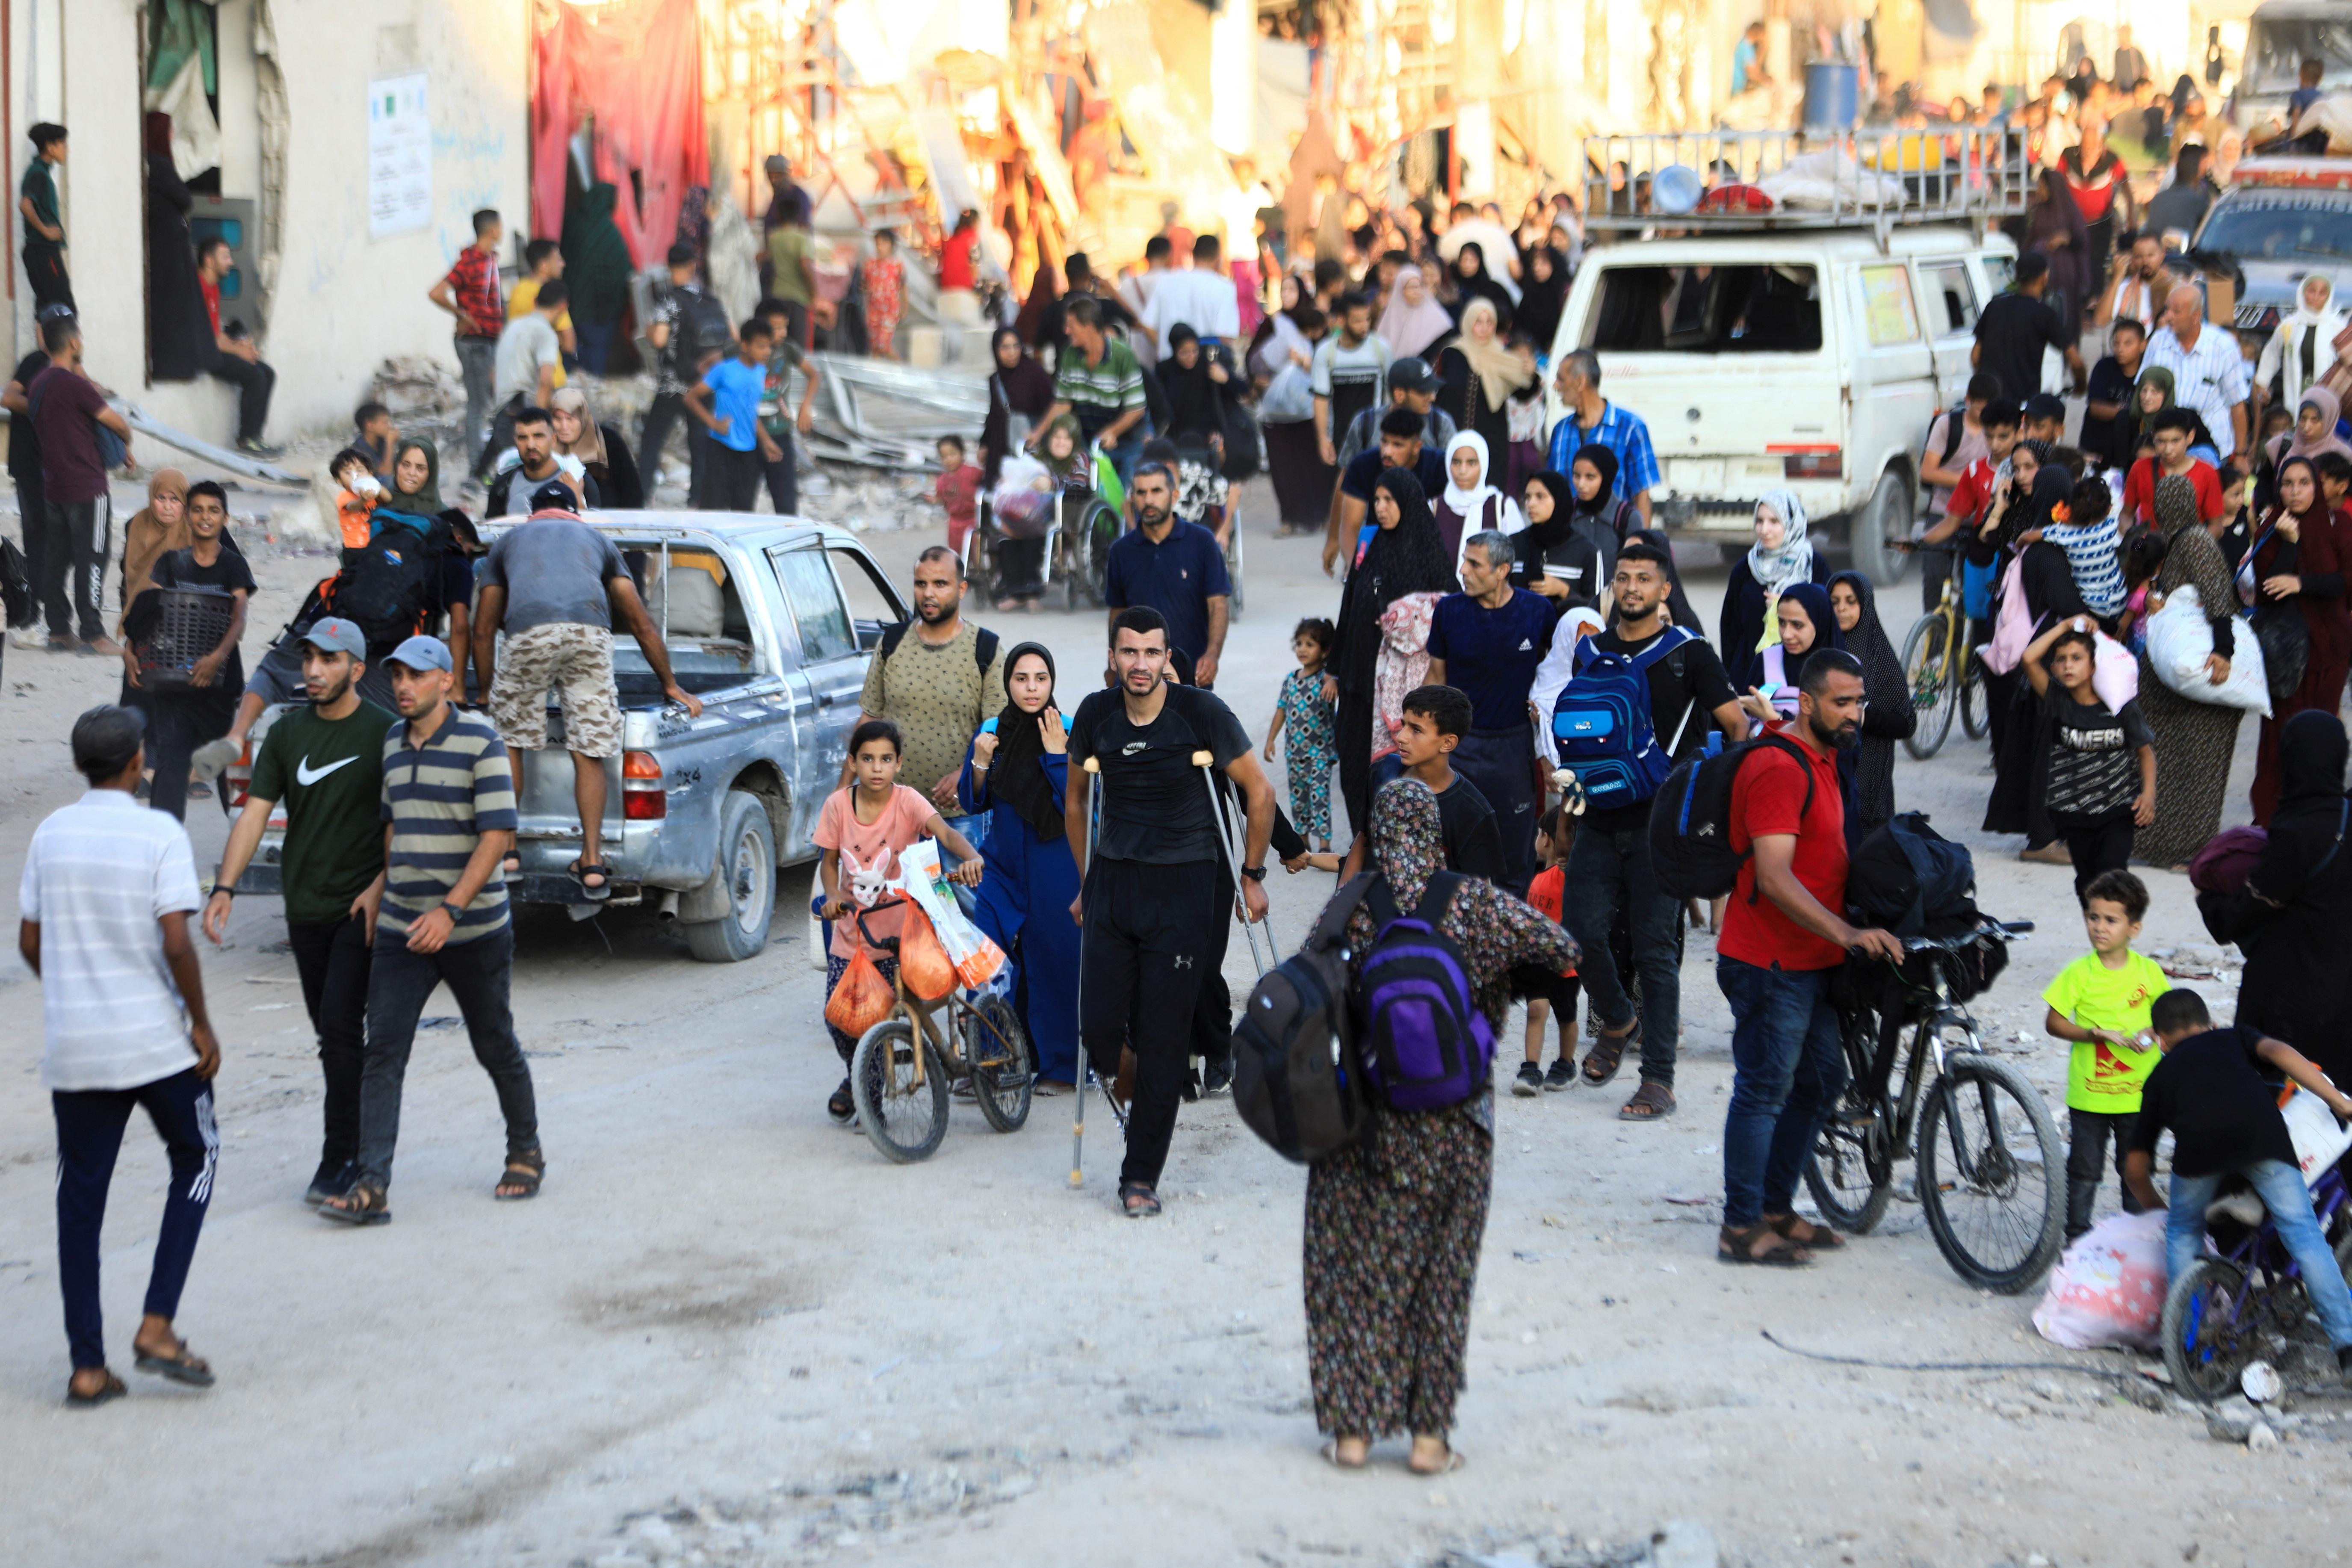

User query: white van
[1549,134,2024,584]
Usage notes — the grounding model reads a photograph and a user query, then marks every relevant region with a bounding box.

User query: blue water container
[1803,62,1860,130]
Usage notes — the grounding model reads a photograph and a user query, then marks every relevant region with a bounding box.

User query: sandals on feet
[1581,1019,1638,1086]
[133,1342,215,1387]
[828,1078,856,1124]
[1619,1081,1676,1121]
[1717,1222,1811,1267]
[1118,1181,1162,1219]
[1319,1441,1368,1471]
[66,1371,127,1409]
[319,1180,391,1226]
[495,1148,545,1200]
[1767,1211,1844,1250]
[1408,1444,1466,1474]
[569,860,612,902]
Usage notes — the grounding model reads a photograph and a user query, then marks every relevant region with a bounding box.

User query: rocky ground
[0,416,2343,1568]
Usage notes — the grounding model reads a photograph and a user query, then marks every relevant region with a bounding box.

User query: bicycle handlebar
[852,895,912,957]
[1898,919,2033,955]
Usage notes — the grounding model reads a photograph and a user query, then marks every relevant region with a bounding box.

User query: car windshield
[1579,263,1823,353]
[2198,195,2352,263]
[2244,16,2352,92]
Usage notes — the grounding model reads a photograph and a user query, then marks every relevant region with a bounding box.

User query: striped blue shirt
[1546,397,1661,499]
[2043,517,2126,618]
[380,706,517,942]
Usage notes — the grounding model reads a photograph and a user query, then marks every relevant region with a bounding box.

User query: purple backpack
[1357,874,1493,1111]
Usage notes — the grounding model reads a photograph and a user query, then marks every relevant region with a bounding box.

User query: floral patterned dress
[1275,664,1338,846]
[1303,780,1578,1441]
[862,254,905,354]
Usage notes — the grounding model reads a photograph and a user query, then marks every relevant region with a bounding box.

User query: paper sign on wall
[368,74,432,238]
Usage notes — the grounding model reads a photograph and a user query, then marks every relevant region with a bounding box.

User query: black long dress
[1984,538,2090,838]
[1828,569,1918,838]
[1331,474,1457,836]
[146,152,213,382]
[585,425,646,509]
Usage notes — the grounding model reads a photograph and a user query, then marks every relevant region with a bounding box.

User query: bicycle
[2163,1166,2352,1403]
[1804,919,2067,1293]
[846,899,1035,1163]
[1897,545,1991,760]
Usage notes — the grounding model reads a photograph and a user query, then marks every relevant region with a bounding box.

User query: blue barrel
[1803,62,1860,130]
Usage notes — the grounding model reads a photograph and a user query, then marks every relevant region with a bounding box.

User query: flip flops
[134,1344,215,1388]
[569,860,613,902]
[66,1371,127,1409]
[1717,1222,1811,1267]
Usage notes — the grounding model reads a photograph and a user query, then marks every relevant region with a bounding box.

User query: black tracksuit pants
[287,913,373,1175]
[1080,857,1218,1188]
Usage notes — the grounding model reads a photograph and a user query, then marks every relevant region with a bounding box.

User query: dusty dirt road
[1,474,2341,1568]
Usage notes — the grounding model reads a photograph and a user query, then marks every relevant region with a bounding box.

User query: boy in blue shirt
[686,315,783,512]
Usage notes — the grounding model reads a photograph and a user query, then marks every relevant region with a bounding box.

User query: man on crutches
[1065,607,1274,1218]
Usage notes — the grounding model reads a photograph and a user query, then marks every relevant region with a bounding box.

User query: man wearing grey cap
[204,617,396,1206]
[322,633,539,1223]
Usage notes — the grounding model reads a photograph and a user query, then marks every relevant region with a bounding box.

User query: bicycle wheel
[1899,613,1956,760]
[966,994,1034,1134]
[1075,499,1120,607]
[1805,1112,1898,1234]
[850,1019,949,1163]
[1959,644,1992,741]
[1917,1052,2065,1293]
[2161,1258,2255,1404]
[1225,517,1246,619]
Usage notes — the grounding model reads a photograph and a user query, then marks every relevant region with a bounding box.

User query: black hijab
[1449,242,1515,331]
[1773,581,1847,691]
[1160,324,1227,442]
[1520,469,1575,553]
[2279,710,2351,818]
[1335,470,1457,694]
[988,642,1065,840]
[1569,443,1619,516]
[1827,569,1903,703]
[1514,245,1569,351]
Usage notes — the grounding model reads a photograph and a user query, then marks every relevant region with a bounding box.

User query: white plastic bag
[2281,1084,2352,1187]
[2030,1210,2170,1350]
[898,838,1005,990]
[2144,586,2272,717]
[2091,629,2139,712]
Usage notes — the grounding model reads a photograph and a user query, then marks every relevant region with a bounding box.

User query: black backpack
[1846,812,1978,936]
[669,284,735,373]
[1233,876,1374,1163]
[317,508,452,651]
[1648,732,1814,901]
[878,620,999,673]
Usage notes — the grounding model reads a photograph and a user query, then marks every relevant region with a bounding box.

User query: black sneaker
[304,1160,356,1207]
[1512,1062,1543,1097]
[1202,1054,1234,1097]
[1543,1057,1577,1092]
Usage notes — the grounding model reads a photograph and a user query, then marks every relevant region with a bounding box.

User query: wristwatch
[1240,864,1268,883]
[439,901,467,923]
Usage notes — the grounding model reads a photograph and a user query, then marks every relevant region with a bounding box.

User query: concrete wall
[15,0,530,445]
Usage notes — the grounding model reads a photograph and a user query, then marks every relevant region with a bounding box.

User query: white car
[1546,224,2018,585]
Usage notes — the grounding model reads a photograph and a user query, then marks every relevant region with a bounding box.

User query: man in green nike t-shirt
[204,617,397,1206]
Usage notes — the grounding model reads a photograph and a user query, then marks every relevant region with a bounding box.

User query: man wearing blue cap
[321,634,540,1223]
[204,617,396,1207]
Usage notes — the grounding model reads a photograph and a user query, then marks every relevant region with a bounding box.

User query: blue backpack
[1357,873,1492,1112]
[1551,626,1697,812]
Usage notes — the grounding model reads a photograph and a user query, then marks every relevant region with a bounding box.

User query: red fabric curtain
[532,0,709,267]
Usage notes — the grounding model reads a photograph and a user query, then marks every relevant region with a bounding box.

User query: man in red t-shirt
[1717,651,1903,1267]
[2120,409,2225,528]
[428,208,506,476]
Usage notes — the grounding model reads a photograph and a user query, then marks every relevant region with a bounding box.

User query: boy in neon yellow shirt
[2042,869,2167,1243]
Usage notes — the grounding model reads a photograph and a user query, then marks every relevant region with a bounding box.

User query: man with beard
[1715,651,1905,1267]
[851,546,1006,811]
[1066,607,1274,1217]
[202,618,396,1207]
[1102,462,1230,686]
[485,406,596,518]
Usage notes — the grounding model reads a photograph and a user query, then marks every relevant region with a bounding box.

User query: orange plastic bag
[897,905,959,1001]
[824,945,896,1039]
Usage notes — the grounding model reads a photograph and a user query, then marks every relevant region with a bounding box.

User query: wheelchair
[971,444,1123,611]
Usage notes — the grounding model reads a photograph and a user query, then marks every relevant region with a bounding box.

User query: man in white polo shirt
[2142,281,2252,465]
[17,705,224,1406]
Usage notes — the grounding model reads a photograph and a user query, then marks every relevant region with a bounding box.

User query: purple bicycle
[2162,1166,2352,1403]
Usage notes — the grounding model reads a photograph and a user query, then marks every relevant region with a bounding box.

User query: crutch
[1070,756,1102,1187]
[1194,750,1278,978]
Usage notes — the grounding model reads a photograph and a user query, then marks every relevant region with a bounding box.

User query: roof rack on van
[1581,128,2031,245]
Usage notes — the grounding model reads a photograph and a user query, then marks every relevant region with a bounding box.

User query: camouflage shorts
[488,622,623,758]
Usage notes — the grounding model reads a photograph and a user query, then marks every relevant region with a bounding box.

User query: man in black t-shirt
[1066,606,1274,1217]
[124,482,253,822]
[1338,685,1506,883]
[1560,542,1748,1122]
[1,328,52,648]
[1971,253,2086,403]
[2124,989,2352,1379]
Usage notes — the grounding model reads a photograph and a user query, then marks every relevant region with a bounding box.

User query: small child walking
[863,229,906,360]
[812,719,983,1125]
[1263,617,1338,850]
[934,434,984,558]
[1514,803,1582,1095]
[2042,869,2166,1242]
[2042,475,2125,620]
[2023,614,2155,899]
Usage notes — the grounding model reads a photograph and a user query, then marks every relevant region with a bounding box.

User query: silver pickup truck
[228,514,908,963]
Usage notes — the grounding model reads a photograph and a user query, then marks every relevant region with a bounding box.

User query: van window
[1581,264,1822,353]
[1919,261,1979,336]
[1859,265,1922,346]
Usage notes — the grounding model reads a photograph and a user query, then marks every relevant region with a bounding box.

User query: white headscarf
[1440,431,1528,574]
[1378,265,1456,360]
[2260,272,2348,410]
[1746,489,1813,599]
[1528,605,1609,756]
